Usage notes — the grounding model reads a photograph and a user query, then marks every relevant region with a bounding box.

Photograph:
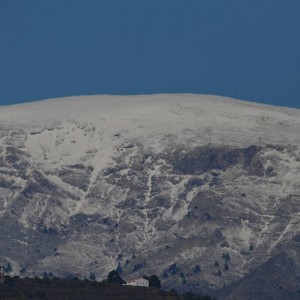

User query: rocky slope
[0,94,299,299]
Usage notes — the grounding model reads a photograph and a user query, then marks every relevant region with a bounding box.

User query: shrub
[107,270,126,284]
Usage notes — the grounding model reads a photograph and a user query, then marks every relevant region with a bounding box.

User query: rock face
[0,94,299,299]
[216,249,300,300]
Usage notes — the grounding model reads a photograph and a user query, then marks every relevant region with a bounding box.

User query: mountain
[0,94,299,299]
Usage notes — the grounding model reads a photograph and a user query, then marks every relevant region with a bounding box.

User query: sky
[0,0,299,108]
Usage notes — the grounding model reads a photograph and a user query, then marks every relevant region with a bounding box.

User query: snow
[0,94,299,287]
[1,94,299,151]
[3,94,298,174]
[1,95,299,202]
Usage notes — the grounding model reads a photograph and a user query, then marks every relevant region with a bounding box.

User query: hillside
[0,94,299,299]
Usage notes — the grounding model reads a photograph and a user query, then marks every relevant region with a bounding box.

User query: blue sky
[0,0,299,108]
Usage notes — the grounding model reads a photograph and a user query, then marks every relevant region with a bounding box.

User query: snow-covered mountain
[0,94,299,299]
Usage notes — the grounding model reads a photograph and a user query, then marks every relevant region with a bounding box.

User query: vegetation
[106,270,126,284]
[143,274,161,289]
[0,275,216,300]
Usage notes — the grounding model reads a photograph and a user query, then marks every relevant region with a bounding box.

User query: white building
[125,278,149,287]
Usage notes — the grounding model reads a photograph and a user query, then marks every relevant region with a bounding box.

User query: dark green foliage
[89,272,96,281]
[165,263,180,276]
[43,271,54,279]
[148,275,161,289]
[224,261,229,271]
[116,262,123,274]
[182,291,216,299]
[4,263,12,273]
[184,291,195,298]
[222,252,231,263]
[64,273,78,280]
[34,289,46,298]
[193,265,201,273]
[203,213,212,221]
[168,288,178,296]
[23,290,34,298]
[0,276,217,300]
[107,270,126,284]
[4,276,14,286]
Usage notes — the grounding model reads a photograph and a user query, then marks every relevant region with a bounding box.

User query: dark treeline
[0,275,216,300]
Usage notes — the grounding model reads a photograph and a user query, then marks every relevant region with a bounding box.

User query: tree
[224,261,229,271]
[148,275,161,289]
[89,272,96,281]
[5,263,12,273]
[107,270,126,284]
[194,265,201,273]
